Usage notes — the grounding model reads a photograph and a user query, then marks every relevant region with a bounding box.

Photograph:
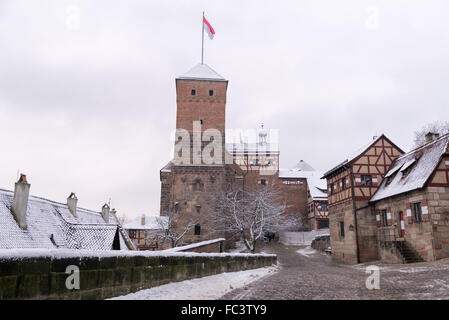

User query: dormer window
[209,90,214,96]
[191,89,196,96]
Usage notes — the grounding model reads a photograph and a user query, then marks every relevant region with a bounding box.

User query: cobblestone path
[221,242,449,300]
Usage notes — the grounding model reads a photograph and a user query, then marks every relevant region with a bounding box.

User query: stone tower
[174,63,229,165]
[160,63,243,246]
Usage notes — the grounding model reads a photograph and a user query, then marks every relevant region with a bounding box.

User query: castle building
[159,64,243,246]
[322,134,404,264]
[279,160,328,230]
[226,124,280,191]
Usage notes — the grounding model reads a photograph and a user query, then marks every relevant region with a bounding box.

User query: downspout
[350,167,361,264]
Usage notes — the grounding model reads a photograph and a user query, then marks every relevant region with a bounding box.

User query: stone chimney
[101,203,110,223]
[110,208,119,225]
[425,132,440,143]
[141,214,146,226]
[11,174,30,229]
[67,192,78,218]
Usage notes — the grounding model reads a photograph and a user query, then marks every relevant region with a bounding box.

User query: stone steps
[394,241,424,263]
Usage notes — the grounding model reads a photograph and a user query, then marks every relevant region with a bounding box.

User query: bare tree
[414,120,449,148]
[156,209,199,248]
[207,184,287,253]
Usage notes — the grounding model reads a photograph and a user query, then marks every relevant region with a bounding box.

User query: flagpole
[201,11,204,64]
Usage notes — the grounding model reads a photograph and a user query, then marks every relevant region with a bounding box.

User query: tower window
[191,89,196,96]
[209,90,214,96]
[339,221,345,237]
[194,224,201,235]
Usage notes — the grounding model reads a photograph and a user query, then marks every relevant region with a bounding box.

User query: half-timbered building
[322,134,404,264]
[370,132,449,263]
[123,215,169,251]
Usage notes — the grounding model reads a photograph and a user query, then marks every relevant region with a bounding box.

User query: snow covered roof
[322,134,403,179]
[306,172,328,200]
[123,215,168,231]
[279,161,327,201]
[0,188,129,250]
[292,160,315,172]
[177,63,227,81]
[370,133,449,202]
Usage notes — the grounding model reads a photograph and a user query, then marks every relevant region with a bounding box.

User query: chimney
[425,132,440,143]
[67,192,78,218]
[110,208,119,225]
[11,174,30,229]
[141,214,146,226]
[101,203,110,223]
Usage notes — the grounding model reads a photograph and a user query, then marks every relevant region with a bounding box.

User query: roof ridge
[0,187,101,215]
[397,132,449,160]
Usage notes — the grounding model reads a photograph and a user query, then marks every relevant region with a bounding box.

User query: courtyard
[221,242,449,300]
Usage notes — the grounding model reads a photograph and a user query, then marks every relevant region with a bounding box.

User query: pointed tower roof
[292,160,315,172]
[177,63,227,81]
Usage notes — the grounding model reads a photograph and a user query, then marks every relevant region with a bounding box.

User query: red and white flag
[203,16,215,40]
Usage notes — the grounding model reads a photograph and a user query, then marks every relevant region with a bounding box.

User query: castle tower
[175,63,228,164]
[160,63,242,246]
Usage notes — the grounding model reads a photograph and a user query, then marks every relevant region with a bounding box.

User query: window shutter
[376,209,381,227]
[406,203,413,224]
[354,174,362,186]
[421,199,430,222]
[372,175,378,186]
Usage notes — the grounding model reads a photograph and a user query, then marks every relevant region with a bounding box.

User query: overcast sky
[0,0,448,219]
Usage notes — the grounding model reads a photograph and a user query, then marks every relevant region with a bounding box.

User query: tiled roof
[0,188,130,250]
[123,215,168,231]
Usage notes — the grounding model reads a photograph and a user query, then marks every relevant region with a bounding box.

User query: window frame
[339,221,345,238]
[194,224,201,236]
[413,202,423,223]
[361,174,372,187]
[380,209,388,227]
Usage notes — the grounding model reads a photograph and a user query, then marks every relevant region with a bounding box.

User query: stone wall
[356,204,379,262]
[0,250,276,300]
[329,199,358,264]
[378,242,403,264]
[373,188,443,262]
[311,235,330,252]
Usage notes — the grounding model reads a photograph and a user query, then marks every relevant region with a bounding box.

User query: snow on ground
[109,265,279,300]
[296,246,318,257]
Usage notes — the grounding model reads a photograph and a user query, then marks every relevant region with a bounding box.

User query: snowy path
[222,242,449,300]
[109,266,279,300]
